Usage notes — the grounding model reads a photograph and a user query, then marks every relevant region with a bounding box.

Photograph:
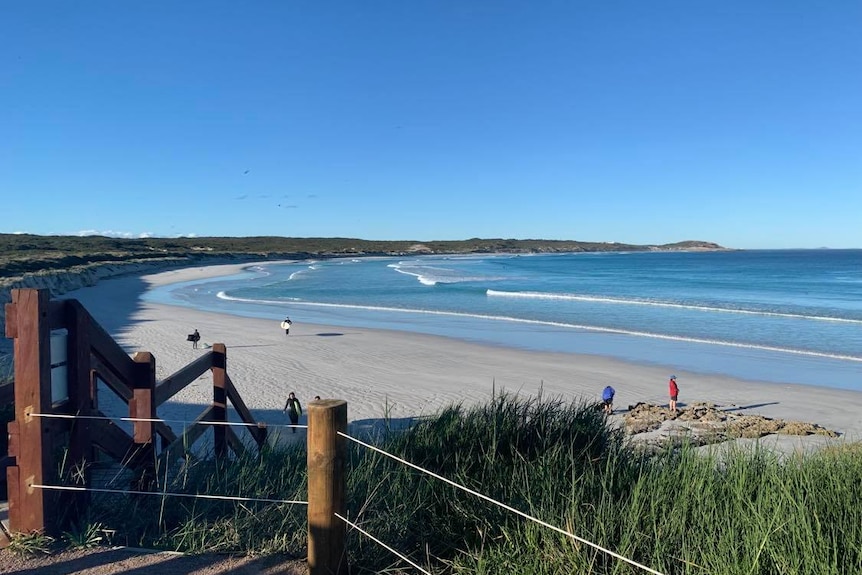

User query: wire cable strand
[28,412,307,430]
[338,431,663,575]
[335,512,432,575]
[32,483,307,506]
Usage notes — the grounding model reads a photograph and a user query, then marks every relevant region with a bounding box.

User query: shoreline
[141,256,862,393]
[58,262,862,451]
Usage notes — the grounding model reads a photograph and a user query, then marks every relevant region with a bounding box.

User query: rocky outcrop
[622,401,838,448]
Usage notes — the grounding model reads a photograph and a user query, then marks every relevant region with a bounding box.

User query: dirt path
[0,547,306,574]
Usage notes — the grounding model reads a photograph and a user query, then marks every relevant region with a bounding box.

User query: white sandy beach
[63,262,862,451]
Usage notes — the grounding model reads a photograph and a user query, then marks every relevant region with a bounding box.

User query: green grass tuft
[73,393,861,574]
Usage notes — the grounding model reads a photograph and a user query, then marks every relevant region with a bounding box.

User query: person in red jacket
[668,375,679,412]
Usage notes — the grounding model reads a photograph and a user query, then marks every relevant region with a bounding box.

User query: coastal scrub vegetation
[76,393,859,574]
[0,233,723,278]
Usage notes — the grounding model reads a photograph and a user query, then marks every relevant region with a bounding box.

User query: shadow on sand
[722,402,780,412]
[285,332,352,337]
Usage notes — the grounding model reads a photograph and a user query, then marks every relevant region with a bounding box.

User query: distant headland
[0,233,726,278]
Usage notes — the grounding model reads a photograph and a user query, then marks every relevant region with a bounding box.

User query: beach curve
[56,262,862,452]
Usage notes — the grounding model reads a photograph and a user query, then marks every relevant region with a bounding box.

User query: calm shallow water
[144,250,862,392]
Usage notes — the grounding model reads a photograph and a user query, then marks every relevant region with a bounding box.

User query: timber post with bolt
[5,289,52,535]
[307,399,348,575]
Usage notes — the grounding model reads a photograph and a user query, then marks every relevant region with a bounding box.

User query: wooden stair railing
[3,288,268,540]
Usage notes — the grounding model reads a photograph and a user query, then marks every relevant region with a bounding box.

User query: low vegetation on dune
[44,393,862,574]
[0,233,725,278]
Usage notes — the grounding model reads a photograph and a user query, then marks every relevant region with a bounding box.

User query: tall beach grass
[80,393,861,574]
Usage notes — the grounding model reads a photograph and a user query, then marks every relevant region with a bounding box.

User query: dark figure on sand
[283,392,302,433]
[669,375,679,412]
[281,317,292,335]
[187,329,200,349]
[601,385,615,415]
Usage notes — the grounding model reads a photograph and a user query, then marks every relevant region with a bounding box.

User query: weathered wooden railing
[3,288,348,574]
[3,288,267,536]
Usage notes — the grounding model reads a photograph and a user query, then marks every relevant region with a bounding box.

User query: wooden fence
[2,288,347,574]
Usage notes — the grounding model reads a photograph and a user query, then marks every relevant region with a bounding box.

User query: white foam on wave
[233,265,274,282]
[486,290,862,324]
[391,265,438,286]
[217,291,302,303]
[389,262,505,287]
[213,291,862,363]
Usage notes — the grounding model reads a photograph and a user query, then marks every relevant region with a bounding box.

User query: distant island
[0,233,726,278]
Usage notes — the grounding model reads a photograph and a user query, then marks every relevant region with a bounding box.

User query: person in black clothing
[187,329,200,349]
[283,391,302,433]
[281,317,293,335]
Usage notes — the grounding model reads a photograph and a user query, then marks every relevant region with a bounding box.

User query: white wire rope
[335,512,432,575]
[28,411,307,430]
[31,483,308,506]
[338,431,664,575]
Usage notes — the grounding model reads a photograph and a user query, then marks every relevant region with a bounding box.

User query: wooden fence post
[307,400,348,575]
[5,289,52,534]
[211,344,227,459]
[130,352,156,489]
[65,300,93,513]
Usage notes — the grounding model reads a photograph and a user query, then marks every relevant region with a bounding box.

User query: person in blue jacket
[601,385,616,414]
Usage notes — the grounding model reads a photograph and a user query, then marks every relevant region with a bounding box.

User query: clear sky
[2,2,860,249]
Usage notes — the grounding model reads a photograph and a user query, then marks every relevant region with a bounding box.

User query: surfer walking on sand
[283,392,302,433]
[187,329,200,349]
[281,317,292,335]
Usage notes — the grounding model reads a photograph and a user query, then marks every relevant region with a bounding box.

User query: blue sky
[2,2,860,249]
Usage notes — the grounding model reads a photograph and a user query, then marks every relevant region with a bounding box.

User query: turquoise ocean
[144,250,862,392]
